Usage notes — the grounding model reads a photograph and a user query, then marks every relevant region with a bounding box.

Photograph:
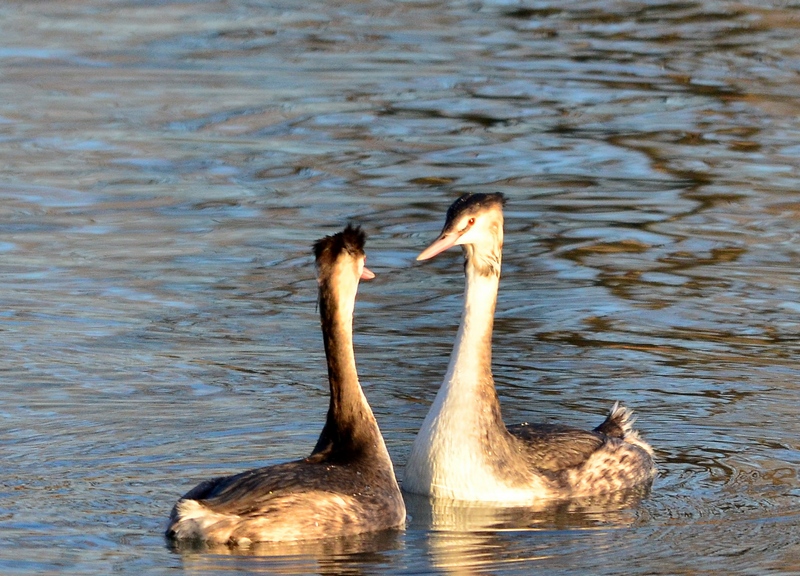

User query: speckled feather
[167,456,403,544]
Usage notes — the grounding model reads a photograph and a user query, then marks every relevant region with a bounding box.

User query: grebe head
[417,193,505,276]
[314,224,375,288]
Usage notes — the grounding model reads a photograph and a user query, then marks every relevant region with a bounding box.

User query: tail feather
[594,402,654,456]
[166,499,238,543]
[594,401,632,438]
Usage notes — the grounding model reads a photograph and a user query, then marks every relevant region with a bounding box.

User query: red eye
[468,217,475,226]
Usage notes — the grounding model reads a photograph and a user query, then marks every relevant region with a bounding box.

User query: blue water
[1,1,799,573]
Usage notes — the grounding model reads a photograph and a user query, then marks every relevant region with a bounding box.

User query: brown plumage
[166,224,405,546]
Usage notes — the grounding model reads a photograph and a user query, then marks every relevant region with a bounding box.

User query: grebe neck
[312,276,377,460]
[443,247,501,393]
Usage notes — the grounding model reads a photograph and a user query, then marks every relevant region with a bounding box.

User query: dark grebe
[167,225,405,545]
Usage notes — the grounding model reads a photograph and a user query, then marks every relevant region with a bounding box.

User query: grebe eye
[468,217,475,226]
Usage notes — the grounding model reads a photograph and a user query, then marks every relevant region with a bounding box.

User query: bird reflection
[168,528,403,575]
[405,487,651,574]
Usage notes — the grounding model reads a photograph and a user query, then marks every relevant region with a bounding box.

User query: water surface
[1,1,799,574]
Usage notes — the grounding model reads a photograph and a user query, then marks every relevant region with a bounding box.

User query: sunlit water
[1,1,799,574]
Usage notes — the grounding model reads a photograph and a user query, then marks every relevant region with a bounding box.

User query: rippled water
[1,1,799,574]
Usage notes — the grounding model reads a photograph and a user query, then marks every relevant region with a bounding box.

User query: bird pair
[166,193,656,546]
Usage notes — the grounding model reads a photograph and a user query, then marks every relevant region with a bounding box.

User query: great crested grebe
[403,193,656,504]
[167,225,405,545]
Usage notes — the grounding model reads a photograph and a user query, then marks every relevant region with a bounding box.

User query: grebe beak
[417,233,458,261]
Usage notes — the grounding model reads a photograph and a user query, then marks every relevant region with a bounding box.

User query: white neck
[405,256,518,500]
[440,263,498,397]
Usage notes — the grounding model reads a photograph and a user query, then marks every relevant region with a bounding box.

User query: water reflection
[171,529,403,575]
[406,488,647,533]
[405,489,648,574]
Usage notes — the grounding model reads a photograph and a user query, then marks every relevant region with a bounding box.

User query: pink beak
[417,233,458,261]
[360,266,375,280]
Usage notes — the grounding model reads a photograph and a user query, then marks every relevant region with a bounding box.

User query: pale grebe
[403,193,656,503]
[167,225,405,545]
